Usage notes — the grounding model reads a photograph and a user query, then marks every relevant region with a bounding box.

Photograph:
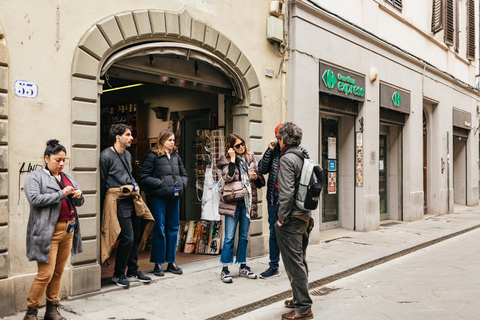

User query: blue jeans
[150,196,180,264]
[268,199,280,270]
[220,201,250,265]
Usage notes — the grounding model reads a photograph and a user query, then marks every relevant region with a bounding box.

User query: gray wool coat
[24,169,84,263]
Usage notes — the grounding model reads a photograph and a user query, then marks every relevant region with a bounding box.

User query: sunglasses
[234,141,245,149]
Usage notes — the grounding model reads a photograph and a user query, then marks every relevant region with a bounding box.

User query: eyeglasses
[234,141,245,149]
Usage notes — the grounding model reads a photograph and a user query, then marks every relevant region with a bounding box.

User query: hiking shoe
[127,270,152,283]
[239,266,257,279]
[259,267,281,279]
[112,274,130,287]
[221,270,233,283]
[153,264,164,277]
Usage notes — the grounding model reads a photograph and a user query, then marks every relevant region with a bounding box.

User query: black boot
[153,264,164,276]
[166,262,183,275]
[23,306,38,320]
[44,300,66,320]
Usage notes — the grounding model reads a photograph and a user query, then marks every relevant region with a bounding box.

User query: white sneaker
[239,266,257,279]
[221,270,233,283]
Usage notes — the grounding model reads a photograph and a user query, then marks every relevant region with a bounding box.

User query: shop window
[385,0,402,11]
[466,0,475,61]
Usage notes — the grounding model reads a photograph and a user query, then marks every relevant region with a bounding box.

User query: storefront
[318,62,364,230]
[452,108,471,205]
[378,83,410,220]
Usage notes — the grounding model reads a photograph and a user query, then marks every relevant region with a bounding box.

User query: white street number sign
[14,80,38,98]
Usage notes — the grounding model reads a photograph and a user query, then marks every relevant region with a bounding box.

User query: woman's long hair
[225,133,249,158]
[152,129,175,155]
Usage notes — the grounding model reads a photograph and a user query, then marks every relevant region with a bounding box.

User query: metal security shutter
[385,0,402,11]
[467,0,475,61]
[431,0,443,33]
[444,0,454,46]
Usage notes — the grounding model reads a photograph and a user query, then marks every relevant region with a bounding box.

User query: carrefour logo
[322,69,365,98]
[392,92,402,107]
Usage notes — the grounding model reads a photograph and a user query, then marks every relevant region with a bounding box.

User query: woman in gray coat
[23,140,84,320]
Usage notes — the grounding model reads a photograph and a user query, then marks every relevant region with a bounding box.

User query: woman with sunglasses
[23,139,84,320]
[217,133,260,283]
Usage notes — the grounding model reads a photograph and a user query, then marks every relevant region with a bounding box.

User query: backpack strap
[290,150,305,160]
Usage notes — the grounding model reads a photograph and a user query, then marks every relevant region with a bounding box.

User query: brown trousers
[27,220,74,307]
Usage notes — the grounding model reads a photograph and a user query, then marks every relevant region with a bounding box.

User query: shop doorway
[378,125,403,221]
[453,135,467,205]
[99,53,234,282]
[320,117,340,229]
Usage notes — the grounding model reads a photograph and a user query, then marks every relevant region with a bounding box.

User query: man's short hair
[277,122,302,146]
[109,123,132,141]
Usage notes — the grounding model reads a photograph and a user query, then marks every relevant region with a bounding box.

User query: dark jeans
[268,199,280,270]
[276,217,312,315]
[150,196,180,264]
[114,197,141,277]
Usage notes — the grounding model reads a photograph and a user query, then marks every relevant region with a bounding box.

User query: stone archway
[0,22,12,317]
[70,9,263,296]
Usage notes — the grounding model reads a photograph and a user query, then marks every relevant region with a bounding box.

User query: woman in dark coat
[139,129,188,276]
[23,139,84,320]
[217,133,259,283]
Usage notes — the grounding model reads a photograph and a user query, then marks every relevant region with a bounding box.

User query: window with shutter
[385,0,402,11]
[444,0,454,46]
[466,0,475,60]
[431,0,443,33]
[454,0,459,52]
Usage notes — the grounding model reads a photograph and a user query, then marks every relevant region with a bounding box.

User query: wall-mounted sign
[328,137,336,159]
[380,83,410,114]
[14,80,38,98]
[328,160,336,171]
[356,132,363,187]
[328,172,337,194]
[319,62,366,102]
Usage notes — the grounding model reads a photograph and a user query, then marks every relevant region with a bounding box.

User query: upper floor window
[385,0,402,11]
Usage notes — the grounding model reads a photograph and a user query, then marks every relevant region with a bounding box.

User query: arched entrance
[70,9,263,295]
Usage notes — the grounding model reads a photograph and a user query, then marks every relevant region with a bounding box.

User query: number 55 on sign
[14,80,38,98]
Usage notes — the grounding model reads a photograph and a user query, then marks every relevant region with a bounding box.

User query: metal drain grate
[310,286,340,296]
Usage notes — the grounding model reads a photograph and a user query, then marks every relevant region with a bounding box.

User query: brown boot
[23,306,38,320]
[44,300,66,320]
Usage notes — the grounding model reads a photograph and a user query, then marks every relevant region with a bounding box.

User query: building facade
[0,0,286,315]
[288,0,480,234]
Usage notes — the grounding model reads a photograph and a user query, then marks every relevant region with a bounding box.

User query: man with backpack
[275,122,316,320]
[258,124,310,280]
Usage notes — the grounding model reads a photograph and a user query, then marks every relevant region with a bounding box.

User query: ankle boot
[23,306,38,320]
[44,300,66,320]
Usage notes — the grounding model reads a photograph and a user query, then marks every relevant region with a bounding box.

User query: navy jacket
[258,143,309,205]
[139,149,188,198]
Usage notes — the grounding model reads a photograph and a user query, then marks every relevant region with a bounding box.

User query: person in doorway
[100,123,153,287]
[23,139,84,320]
[217,133,260,283]
[139,129,188,276]
[275,122,314,320]
[258,123,309,280]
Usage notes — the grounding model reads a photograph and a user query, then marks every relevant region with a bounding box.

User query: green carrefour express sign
[319,63,365,102]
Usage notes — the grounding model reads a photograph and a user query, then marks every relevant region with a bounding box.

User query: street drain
[310,286,340,296]
[381,222,402,227]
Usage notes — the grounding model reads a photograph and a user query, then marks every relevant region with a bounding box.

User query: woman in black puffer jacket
[139,129,188,276]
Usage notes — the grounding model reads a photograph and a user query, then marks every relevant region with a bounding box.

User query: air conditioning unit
[267,16,283,43]
[269,1,285,17]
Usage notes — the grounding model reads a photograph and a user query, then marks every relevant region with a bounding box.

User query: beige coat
[101,185,154,264]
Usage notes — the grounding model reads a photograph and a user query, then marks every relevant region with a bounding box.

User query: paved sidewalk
[4,205,480,320]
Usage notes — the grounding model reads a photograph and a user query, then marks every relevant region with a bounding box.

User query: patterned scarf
[237,155,253,220]
[275,145,292,190]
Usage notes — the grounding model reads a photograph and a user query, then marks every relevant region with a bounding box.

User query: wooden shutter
[454,0,459,52]
[466,0,475,60]
[431,0,443,33]
[444,0,454,46]
[385,0,402,11]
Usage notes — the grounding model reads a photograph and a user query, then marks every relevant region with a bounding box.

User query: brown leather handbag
[222,181,244,202]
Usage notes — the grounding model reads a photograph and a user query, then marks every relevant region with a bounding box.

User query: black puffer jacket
[139,149,188,198]
[258,143,309,205]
